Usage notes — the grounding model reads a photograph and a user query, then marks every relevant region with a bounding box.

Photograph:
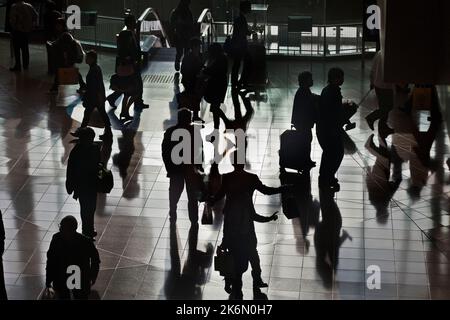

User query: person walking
[170,0,195,72]
[8,0,38,71]
[80,50,112,141]
[230,0,252,88]
[107,15,149,110]
[45,215,100,300]
[316,68,346,192]
[162,109,204,226]
[66,127,101,239]
[291,71,318,170]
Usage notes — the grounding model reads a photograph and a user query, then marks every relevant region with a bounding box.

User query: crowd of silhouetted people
[0,0,445,302]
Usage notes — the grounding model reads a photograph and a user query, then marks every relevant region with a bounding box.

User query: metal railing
[136,7,170,49]
[197,8,216,52]
[214,21,377,57]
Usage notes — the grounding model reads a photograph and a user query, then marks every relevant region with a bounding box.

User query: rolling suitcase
[279,129,312,172]
[280,170,311,220]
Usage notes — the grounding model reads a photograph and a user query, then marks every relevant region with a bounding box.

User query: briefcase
[214,247,234,277]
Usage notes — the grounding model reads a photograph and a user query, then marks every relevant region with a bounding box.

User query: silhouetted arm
[241,94,254,123]
[255,177,283,195]
[45,236,57,287]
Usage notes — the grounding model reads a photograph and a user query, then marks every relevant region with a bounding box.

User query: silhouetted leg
[79,191,97,237]
[210,103,221,129]
[0,258,7,300]
[81,106,94,127]
[106,91,122,107]
[11,32,22,69]
[249,248,267,288]
[96,104,111,128]
[185,175,199,225]
[134,72,144,105]
[22,32,30,69]
[231,55,242,87]
[169,174,185,222]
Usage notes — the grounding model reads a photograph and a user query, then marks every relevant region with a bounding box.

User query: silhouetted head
[328,67,344,86]
[208,43,224,60]
[59,215,78,239]
[298,71,313,88]
[124,15,137,30]
[178,108,192,126]
[75,127,95,144]
[85,50,97,65]
[240,1,252,15]
[55,17,66,33]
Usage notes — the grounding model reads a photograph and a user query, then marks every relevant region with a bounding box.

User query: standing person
[66,127,100,239]
[79,50,112,141]
[316,68,346,192]
[366,50,394,137]
[45,215,100,300]
[106,15,149,110]
[212,152,289,299]
[180,38,204,122]
[291,71,318,170]
[203,43,228,130]
[230,0,252,88]
[170,0,195,72]
[162,109,204,226]
[8,0,38,71]
[0,211,7,300]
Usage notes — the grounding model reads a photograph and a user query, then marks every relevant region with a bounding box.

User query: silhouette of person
[0,211,7,300]
[8,0,38,71]
[366,50,394,137]
[218,88,254,132]
[203,43,228,130]
[107,15,148,110]
[45,215,100,300]
[50,31,86,93]
[317,68,346,192]
[212,152,289,299]
[66,127,101,239]
[43,0,62,42]
[170,0,195,72]
[230,0,252,88]
[164,224,213,299]
[180,37,204,122]
[291,71,318,170]
[314,189,351,288]
[162,109,204,225]
[79,50,112,140]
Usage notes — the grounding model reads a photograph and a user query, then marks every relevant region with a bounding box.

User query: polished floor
[1,39,450,300]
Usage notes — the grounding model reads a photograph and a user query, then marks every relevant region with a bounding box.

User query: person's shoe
[9,66,21,72]
[253,279,269,289]
[192,116,205,123]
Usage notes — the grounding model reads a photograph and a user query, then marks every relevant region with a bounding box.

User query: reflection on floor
[1,39,450,300]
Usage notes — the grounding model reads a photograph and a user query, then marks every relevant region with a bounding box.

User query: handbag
[201,203,213,225]
[214,246,234,277]
[57,67,79,85]
[97,163,114,194]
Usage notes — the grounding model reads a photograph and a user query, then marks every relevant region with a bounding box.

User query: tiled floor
[1,39,450,300]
